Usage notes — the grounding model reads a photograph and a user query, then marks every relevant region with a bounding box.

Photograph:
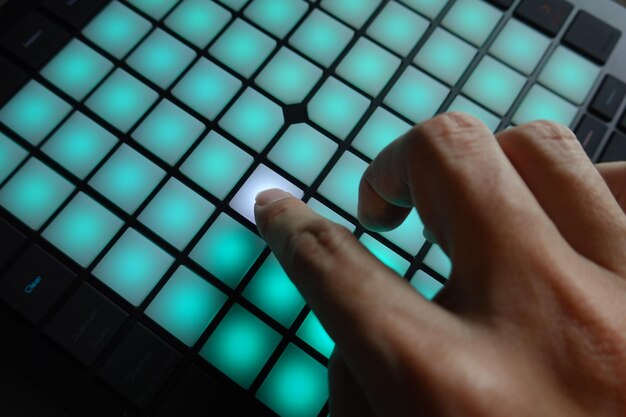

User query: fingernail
[255,188,293,207]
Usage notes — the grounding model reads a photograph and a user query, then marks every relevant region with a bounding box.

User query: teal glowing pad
[352,107,411,160]
[0,81,71,145]
[42,112,117,179]
[89,144,165,214]
[442,0,501,46]
[93,228,174,306]
[399,0,449,19]
[245,0,308,38]
[414,28,476,86]
[297,311,335,358]
[423,244,452,279]
[216,0,248,11]
[257,345,328,417]
[126,0,179,20]
[307,199,355,232]
[410,269,444,300]
[0,133,27,184]
[165,0,231,48]
[0,158,73,230]
[489,19,550,76]
[41,39,113,101]
[190,214,265,288]
[318,151,368,217]
[132,99,205,166]
[86,69,159,133]
[367,1,429,56]
[146,266,227,346]
[512,85,578,127]
[321,0,381,29]
[379,209,426,256]
[43,192,123,267]
[200,304,280,388]
[360,234,410,276]
[446,95,500,132]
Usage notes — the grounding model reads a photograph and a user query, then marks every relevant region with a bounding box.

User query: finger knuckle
[257,197,303,232]
[521,120,578,143]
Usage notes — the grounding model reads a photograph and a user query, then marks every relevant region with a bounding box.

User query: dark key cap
[620,111,626,132]
[0,245,75,323]
[515,0,573,36]
[590,76,626,121]
[46,283,128,366]
[0,56,28,104]
[0,217,27,269]
[563,11,621,65]
[600,132,626,162]
[99,323,181,410]
[1,12,70,69]
[575,115,608,158]
[487,0,514,9]
[42,0,110,30]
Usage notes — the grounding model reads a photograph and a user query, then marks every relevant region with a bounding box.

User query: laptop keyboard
[0,0,624,416]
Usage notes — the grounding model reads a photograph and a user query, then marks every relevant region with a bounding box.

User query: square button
[268,123,338,186]
[307,198,355,231]
[256,48,323,104]
[245,0,308,38]
[190,214,265,287]
[352,108,410,160]
[165,0,231,49]
[86,69,159,133]
[127,28,196,89]
[512,85,578,127]
[379,209,426,256]
[367,1,429,56]
[132,99,205,166]
[89,144,165,214]
[446,95,500,132]
[181,131,253,200]
[308,77,370,140]
[43,192,122,267]
[83,1,152,59]
[318,151,368,217]
[360,234,410,276]
[322,0,381,29]
[200,304,280,388]
[0,132,27,184]
[399,0,448,19]
[384,66,449,123]
[0,80,71,145]
[126,0,178,20]
[423,244,451,279]
[42,112,117,179]
[410,270,444,300]
[139,178,214,250]
[289,10,354,68]
[41,39,113,101]
[0,158,73,230]
[414,28,476,86]
[146,267,227,346]
[209,19,276,78]
[489,19,550,75]
[219,88,284,152]
[297,311,335,358]
[442,0,501,46]
[172,58,242,121]
[93,228,174,306]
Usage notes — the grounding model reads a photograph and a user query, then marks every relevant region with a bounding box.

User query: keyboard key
[289,9,354,68]
[489,19,550,75]
[352,107,411,160]
[146,266,227,346]
[384,66,449,123]
[132,99,205,166]
[173,58,242,121]
[423,244,452,279]
[93,228,174,306]
[0,57,28,104]
[446,95,500,131]
[0,132,27,184]
[380,209,426,256]
[318,151,368,217]
[89,144,165,214]
[139,178,214,250]
[563,11,621,65]
[126,0,178,20]
[230,164,304,223]
[43,192,123,267]
[367,1,429,57]
[199,304,281,388]
[83,1,152,60]
[360,234,410,276]
[442,0,501,46]
[256,345,328,417]
[515,0,573,37]
[575,115,608,158]
[399,0,448,19]
[216,0,248,11]
[0,80,72,145]
[190,214,265,288]
[590,76,626,121]
[462,56,526,116]
[308,77,370,140]
[307,199,356,232]
[410,269,444,300]
[245,0,308,38]
[0,245,75,323]
[86,69,159,133]
[0,218,26,268]
[99,323,180,409]
[0,159,73,230]
[45,283,127,365]
[600,132,626,162]
[165,0,231,49]
[297,311,334,358]
[538,46,600,105]
[42,0,108,28]
[513,85,578,127]
[414,28,477,86]
[321,0,381,29]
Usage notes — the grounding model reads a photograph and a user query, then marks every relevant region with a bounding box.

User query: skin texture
[254,113,626,417]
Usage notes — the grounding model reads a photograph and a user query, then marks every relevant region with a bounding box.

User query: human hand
[254,113,626,417]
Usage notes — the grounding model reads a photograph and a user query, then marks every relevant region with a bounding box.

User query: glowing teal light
[172,58,242,121]
[209,19,276,78]
[384,66,449,123]
[414,28,476,86]
[318,151,368,217]
[139,179,214,250]
[42,112,117,179]
[43,192,122,267]
[307,198,355,231]
[146,267,227,346]
[219,88,284,152]
[297,312,335,358]
[489,19,550,75]
[512,85,578,127]
[256,47,323,104]
[0,133,27,184]
[257,345,328,417]
[89,144,165,214]
[423,244,452,279]
[410,269,444,300]
[86,69,158,133]
[446,95,500,132]
[380,209,426,256]
[0,81,71,145]
[367,1,429,56]
[165,0,231,48]
[83,1,152,59]
[245,0,308,38]
[352,107,410,160]
[308,77,370,140]
[216,0,248,11]
[399,0,449,19]
[200,304,280,388]
[132,99,205,166]
[360,234,410,276]
[126,0,179,20]
[322,0,381,29]
[190,214,265,288]
[442,0,501,46]
[0,159,73,230]
[289,9,354,68]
